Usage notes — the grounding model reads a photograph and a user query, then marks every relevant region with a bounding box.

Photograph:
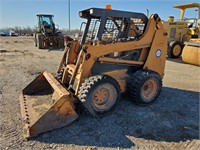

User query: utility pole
[68,0,71,32]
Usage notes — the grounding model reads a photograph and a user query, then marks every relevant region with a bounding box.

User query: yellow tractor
[19,6,168,138]
[163,3,200,58]
[181,4,200,66]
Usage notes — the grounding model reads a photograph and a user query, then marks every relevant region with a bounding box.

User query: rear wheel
[167,41,183,58]
[36,33,44,49]
[78,75,120,116]
[56,32,64,48]
[127,70,162,105]
[58,36,64,48]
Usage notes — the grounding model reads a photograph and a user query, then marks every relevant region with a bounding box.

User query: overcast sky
[0,0,199,29]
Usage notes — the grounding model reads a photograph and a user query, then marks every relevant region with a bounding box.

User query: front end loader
[20,7,168,138]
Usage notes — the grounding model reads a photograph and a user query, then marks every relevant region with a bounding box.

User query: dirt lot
[0,36,199,150]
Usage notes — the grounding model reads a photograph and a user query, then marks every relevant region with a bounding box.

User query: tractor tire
[167,41,183,58]
[127,70,162,105]
[36,33,44,49]
[58,36,64,48]
[78,75,120,116]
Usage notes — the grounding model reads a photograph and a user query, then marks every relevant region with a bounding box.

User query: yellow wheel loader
[163,3,200,58]
[19,7,168,138]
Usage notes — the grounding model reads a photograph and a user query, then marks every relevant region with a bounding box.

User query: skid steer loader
[20,7,168,138]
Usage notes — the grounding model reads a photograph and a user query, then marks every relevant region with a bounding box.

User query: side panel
[163,21,188,42]
[143,29,167,77]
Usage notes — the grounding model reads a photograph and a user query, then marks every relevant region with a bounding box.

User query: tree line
[0,26,80,36]
[0,26,35,35]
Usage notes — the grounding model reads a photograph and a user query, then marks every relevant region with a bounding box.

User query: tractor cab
[173,3,200,37]
[34,14,64,49]
[37,14,56,34]
[173,3,200,21]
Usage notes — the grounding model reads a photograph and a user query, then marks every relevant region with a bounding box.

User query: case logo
[155,49,162,58]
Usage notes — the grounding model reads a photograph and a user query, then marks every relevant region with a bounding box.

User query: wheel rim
[92,84,117,111]
[141,79,158,102]
[173,44,182,56]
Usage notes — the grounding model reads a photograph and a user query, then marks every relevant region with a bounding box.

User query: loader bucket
[19,71,78,138]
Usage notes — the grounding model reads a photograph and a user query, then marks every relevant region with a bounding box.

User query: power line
[68,0,70,31]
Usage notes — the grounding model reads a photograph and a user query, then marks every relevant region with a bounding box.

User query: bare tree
[0,26,80,36]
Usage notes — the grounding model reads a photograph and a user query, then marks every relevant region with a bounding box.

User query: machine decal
[155,49,162,58]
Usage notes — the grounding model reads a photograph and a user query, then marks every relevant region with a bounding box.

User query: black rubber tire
[58,36,64,48]
[36,33,44,49]
[127,70,162,105]
[78,75,120,116]
[167,41,183,58]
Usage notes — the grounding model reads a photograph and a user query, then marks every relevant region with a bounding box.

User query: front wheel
[36,33,44,49]
[167,41,183,58]
[78,75,120,116]
[58,36,64,48]
[127,70,162,105]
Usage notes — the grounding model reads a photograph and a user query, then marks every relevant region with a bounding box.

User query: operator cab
[78,7,148,46]
[173,3,200,37]
[37,14,55,34]
[65,7,149,75]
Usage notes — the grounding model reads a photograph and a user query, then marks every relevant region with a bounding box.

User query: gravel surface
[0,37,199,150]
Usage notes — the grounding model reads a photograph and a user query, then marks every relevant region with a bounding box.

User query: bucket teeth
[22,96,30,124]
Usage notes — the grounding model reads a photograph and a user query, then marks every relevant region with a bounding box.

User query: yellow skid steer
[20,6,168,138]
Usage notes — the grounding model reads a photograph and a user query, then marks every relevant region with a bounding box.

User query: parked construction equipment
[182,39,200,66]
[163,3,200,58]
[20,6,168,138]
[34,14,64,49]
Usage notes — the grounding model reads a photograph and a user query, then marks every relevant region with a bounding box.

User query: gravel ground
[0,37,199,150]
